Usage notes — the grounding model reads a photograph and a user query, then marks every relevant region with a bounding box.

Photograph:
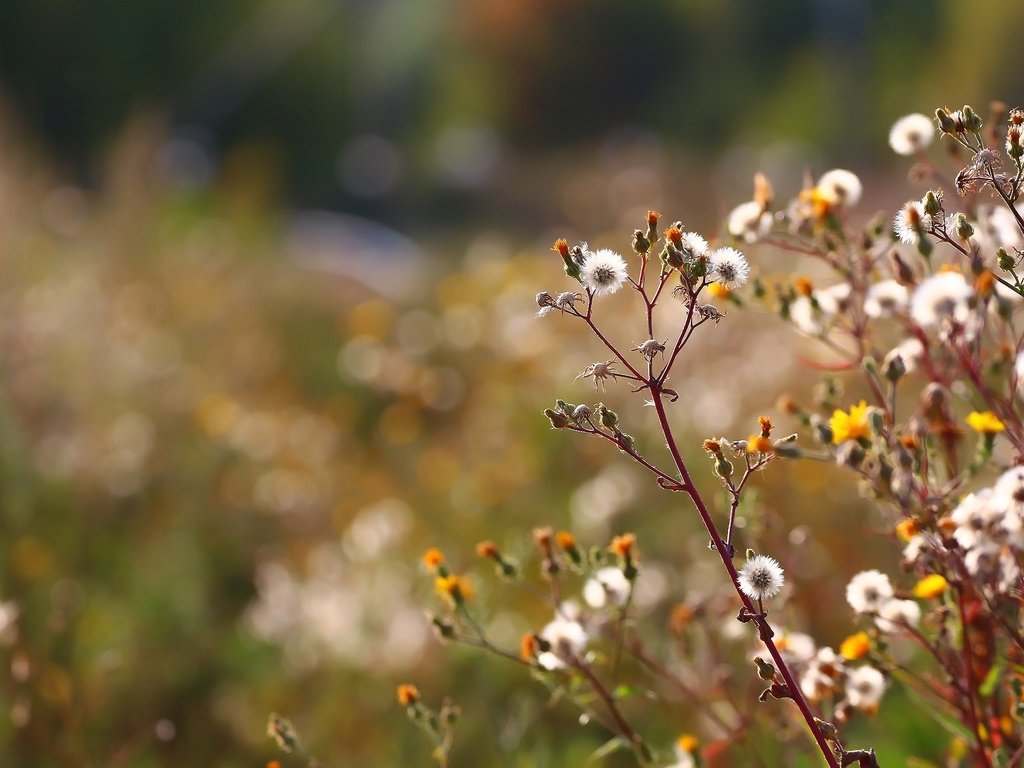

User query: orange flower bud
[555,531,576,551]
[551,238,570,258]
[422,548,445,570]
[610,533,636,558]
[396,683,420,706]
[475,540,500,559]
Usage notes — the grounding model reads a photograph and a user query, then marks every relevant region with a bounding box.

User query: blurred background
[0,0,1022,765]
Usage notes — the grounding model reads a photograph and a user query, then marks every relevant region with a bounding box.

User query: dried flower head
[816,169,863,207]
[846,665,887,713]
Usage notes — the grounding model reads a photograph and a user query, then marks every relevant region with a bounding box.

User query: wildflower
[727,200,770,242]
[435,574,473,605]
[475,540,500,559]
[993,467,1024,542]
[746,434,773,454]
[895,518,919,542]
[555,530,576,551]
[668,735,699,768]
[912,574,948,599]
[775,631,817,664]
[888,113,936,155]
[707,283,731,300]
[846,570,893,614]
[885,338,924,374]
[863,279,909,318]
[817,169,863,207]
[874,599,921,632]
[910,271,973,327]
[840,631,871,660]
[537,614,588,670]
[951,490,1002,550]
[707,247,750,288]
[580,248,629,296]
[610,532,636,558]
[800,647,845,701]
[520,633,538,661]
[554,291,583,312]
[894,200,930,244]
[678,231,710,261]
[830,401,870,444]
[966,410,1005,435]
[846,666,887,714]
[583,566,631,608]
[396,683,421,706]
[423,547,445,571]
[737,554,785,601]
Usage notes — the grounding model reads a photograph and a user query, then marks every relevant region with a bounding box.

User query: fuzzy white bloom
[817,169,863,207]
[910,271,973,327]
[964,543,1021,593]
[952,489,1003,550]
[874,598,921,633]
[582,566,631,609]
[864,279,909,318]
[727,200,771,242]
[894,200,930,244]
[799,647,844,701]
[846,570,893,614]
[789,297,820,335]
[707,247,749,288]
[678,231,710,260]
[976,204,1023,251]
[580,248,629,296]
[902,534,931,564]
[815,283,852,315]
[538,613,589,670]
[888,113,935,155]
[846,665,887,712]
[737,554,785,600]
[993,467,1024,544]
[776,631,817,664]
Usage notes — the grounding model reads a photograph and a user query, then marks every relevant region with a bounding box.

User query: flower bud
[835,439,866,468]
[922,190,941,217]
[536,291,554,308]
[997,248,1016,271]
[544,408,570,429]
[597,404,618,428]
[890,250,915,285]
[962,105,982,132]
[632,229,651,255]
[881,350,906,382]
[954,213,974,241]
[935,108,956,134]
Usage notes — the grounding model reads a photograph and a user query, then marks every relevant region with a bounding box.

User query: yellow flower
[746,434,773,453]
[966,410,1005,435]
[913,574,948,599]
[895,519,919,542]
[676,734,699,754]
[707,283,731,300]
[830,400,870,444]
[435,575,473,604]
[839,631,871,661]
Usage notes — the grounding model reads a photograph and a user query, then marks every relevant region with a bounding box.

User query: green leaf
[586,736,630,764]
[612,684,638,700]
[980,662,1004,697]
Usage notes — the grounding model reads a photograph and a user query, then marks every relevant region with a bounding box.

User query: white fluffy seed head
[910,271,972,327]
[738,554,785,600]
[817,169,863,207]
[707,246,749,288]
[580,248,629,296]
[846,570,893,614]
[889,113,935,156]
